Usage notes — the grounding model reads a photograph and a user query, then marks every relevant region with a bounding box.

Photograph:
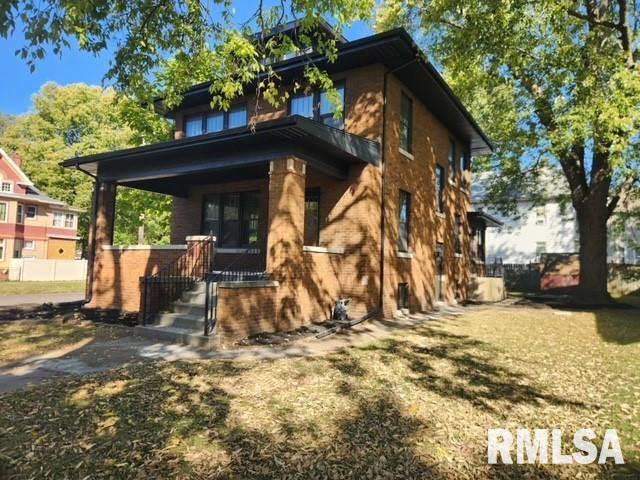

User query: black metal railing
[204,247,268,336]
[472,258,504,278]
[141,236,214,324]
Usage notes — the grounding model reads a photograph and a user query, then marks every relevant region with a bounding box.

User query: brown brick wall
[215,284,279,341]
[87,247,186,312]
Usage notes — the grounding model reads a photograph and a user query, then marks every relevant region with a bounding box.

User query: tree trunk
[575,197,612,304]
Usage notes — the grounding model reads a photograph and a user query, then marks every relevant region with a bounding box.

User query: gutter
[379,59,419,312]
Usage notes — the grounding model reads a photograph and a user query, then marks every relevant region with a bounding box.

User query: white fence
[9,259,88,282]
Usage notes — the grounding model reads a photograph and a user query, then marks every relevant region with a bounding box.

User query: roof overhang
[468,211,503,228]
[162,29,493,156]
[61,116,380,196]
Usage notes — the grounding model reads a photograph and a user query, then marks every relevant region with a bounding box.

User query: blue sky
[0,5,373,116]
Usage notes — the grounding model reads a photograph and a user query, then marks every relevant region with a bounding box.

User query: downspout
[379,59,419,312]
[75,164,99,305]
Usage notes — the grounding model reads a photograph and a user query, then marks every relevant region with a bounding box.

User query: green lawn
[0,305,638,479]
[0,280,85,296]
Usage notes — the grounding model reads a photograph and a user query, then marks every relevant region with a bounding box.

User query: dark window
[435,165,445,213]
[201,191,260,247]
[241,191,260,246]
[448,139,456,182]
[289,81,346,129]
[455,214,462,254]
[398,283,409,309]
[400,93,413,153]
[304,188,321,246]
[184,103,247,137]
[462,150,471,171]
[398,190,411,252]
[26,206,37,219]
[291,91,315,118]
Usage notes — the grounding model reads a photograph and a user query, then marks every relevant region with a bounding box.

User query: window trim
[0,239,5,261]
[399,92,413,154]
[53,211,76,229]
[183,102,248,137]
[25,205,37,220]
[1,180,13,193]
[287,80,346,129]
[0,201,7,223]
[398,190,411,253]
[23,239,35,250]
[16,204,24,224]
[455,214,463,254]
[448,138,457,183]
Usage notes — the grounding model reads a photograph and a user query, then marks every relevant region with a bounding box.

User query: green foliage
[0,83,173,248]
[0,113,14,136]
[0,1,374,119]
[377,0,640,216]
[113,187,172,245]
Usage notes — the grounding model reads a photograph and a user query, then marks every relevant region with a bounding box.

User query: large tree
[0,83,172,248]
[378,0,640,303]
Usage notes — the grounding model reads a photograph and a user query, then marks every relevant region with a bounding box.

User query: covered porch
[64,115,380,341]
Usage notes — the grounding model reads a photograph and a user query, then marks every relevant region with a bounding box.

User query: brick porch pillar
[85,180,117,307]
[266,157,306,326]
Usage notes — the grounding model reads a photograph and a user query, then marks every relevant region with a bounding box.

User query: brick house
[0,148,80,279]
[63,24,493,345]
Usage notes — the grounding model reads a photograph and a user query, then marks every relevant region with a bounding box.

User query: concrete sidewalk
[0,292,85,307]
[0,306,474,394]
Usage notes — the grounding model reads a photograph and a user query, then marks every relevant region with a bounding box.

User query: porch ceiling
[61,116,380,197]
[468,211,503,228]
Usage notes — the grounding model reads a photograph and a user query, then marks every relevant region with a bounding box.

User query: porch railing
[141,236,214,324]
[204,246,268,336]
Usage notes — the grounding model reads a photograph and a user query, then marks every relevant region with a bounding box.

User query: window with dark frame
[398,283,409,309]
[289,81,346,129]
[304,188,321,246]
[201,191,260,248]
[400,92,413,153]
[398,190,411,252]
[435,165,445,213]
[25,205,37,219]
[455,214,462,254]
[448,139,456,182]
[184,103,248,137]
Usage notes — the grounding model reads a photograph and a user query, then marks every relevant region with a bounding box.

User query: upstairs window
[304,188,321,246]
[289,81,345,129]
[400,93,413,153]
[25,206,37,220]
[462,150,471,171]
[0,202,7,222]
[398,190,411,252]
[184,103,248,137]
[54,212,75,228]
[448,139,456,182]
[535,206,546,225]
[435,165,445,213]
[1,181,12,193]
[16,204,23,224]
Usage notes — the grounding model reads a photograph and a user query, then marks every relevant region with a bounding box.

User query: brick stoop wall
[86,246,187,313]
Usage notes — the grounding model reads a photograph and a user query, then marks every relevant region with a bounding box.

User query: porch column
[85,180,116,305]
[266,157,306,324]
[267,157,306,274]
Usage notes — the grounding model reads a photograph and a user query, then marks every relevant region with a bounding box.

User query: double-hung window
[184,103,248,137]
[304,188,321,246]
[289,81,345,129]
[398,190,411,252]
[201,191,260,248]
[400,93,413,154]
[25,205,37,219]
[16,204,24,224]
[435,165,445,214]
[0,202,7,222]
[448,139,456,182]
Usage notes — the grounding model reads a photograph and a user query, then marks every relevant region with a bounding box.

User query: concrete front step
[172,301,207,316]
[181,290,207,303]
[156,312,204,330]
[134,324,217,349]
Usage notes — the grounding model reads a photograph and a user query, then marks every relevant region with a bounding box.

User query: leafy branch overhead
[0,1,373,115]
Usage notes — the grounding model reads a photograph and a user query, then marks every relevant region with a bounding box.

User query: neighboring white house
[472,170,639,264]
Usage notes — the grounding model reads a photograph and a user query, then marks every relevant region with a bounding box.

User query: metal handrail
[141,236,214,324]
[203,245,268,336]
